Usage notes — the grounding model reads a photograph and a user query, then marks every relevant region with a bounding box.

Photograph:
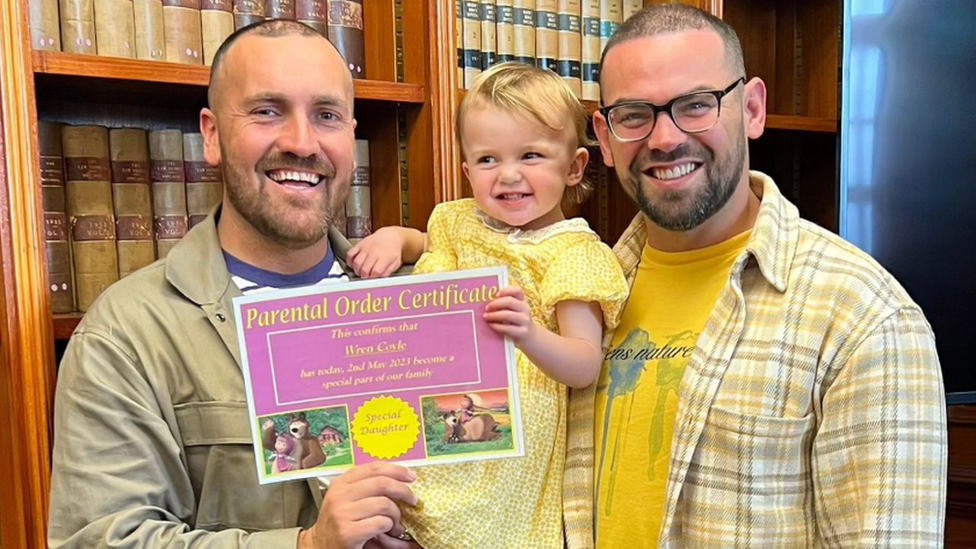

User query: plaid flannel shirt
[563,172,947,549]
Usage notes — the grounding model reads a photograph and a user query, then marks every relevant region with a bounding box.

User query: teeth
[499,193,526,201]
[651,163,697,180]
[268,170,322,185]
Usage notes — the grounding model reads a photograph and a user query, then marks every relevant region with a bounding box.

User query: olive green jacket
[48,210,361,548]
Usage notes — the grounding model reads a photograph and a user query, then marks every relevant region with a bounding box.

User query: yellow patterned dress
[403,199,628,549]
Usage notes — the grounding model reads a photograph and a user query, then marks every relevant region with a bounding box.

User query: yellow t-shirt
[594,229,751,548]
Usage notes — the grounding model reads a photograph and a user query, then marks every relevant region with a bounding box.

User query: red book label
[65,157,111,182]
[112,161,150,184]
[72,215,116,241]
[162,0,201,9]
[154,216,189,239]
[352,166,370,186]
[39,156,64,185]
[297,0,326,20]
[185,161,222,183]
[117,216,154,240]
[328,0,362,29]
[151,160,185,183]
[202,0,232,11]
[45,213,68,241]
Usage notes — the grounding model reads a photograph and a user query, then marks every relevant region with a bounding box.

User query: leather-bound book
[29,0,61,51]
[327,0,365,79]
[109,129,155,278]
[345,139,371,243]
[94,0,136,58]
[556,0,581,95]
[183,133,223,228]
[621,0,640,22]
[512,0,534,66]
[535,0,557,72]
[459,0,481,88]
[38,121,75,313]
[233,0,264,28]
[149,130,188,259]
[580,0,599,100]
[265,0,293,20]
[162,0,203,64]
[296,0,327,36]
[60,0,97,54]
[480,0,496,70]
[134,0,166,60]
[599,0,621,54]
[201,0,234,65]
[62,125,119,312]
[495,0,514,63]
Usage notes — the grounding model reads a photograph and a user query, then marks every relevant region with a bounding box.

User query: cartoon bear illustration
[441,411,501,443]
[262,412,327,469]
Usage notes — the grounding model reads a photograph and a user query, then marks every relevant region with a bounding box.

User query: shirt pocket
[175,401,315,532]
[676,406,817,548]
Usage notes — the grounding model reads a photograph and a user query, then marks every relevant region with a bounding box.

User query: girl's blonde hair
[456,62,594,204]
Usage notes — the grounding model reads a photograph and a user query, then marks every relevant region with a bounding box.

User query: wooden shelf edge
[32,51,425,104]
[766,114,837,132]
[53,313,83,340]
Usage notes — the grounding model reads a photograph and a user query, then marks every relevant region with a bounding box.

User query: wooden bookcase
[0,1,461,548]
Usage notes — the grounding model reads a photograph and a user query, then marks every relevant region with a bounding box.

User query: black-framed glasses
[599,77,746,142]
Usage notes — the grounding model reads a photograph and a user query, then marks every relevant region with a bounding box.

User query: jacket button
[216,313,226,322]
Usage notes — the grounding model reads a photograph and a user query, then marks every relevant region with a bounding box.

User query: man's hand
[347,227,407,279]
[483,285,536,347]
[299,463,419,549]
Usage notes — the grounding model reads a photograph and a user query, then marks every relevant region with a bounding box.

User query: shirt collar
[613,171,798,293]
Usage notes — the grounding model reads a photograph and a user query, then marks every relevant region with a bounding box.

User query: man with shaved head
[49,21,421,549]
[562,4,946,549]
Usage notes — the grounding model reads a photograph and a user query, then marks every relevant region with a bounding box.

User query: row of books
[38,121,373,314]
[28,0,365,75]
[456,0,643,100]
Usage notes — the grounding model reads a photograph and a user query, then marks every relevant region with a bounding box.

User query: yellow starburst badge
[351,396,420,459]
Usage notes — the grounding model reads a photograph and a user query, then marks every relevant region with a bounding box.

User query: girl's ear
[566,146,590,188]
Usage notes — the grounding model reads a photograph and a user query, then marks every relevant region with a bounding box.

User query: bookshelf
[0,2,460,549]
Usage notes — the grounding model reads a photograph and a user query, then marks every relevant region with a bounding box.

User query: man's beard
[623,133,745,232]
[222,147,344,250]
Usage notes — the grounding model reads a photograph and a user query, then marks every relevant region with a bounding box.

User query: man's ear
[565,146,590,188]
[200,107,222,166]
[743,77,767,140]
[592,111,615,168]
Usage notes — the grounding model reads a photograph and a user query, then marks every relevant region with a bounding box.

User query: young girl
[268,434,297,473]
[347,62,629,549]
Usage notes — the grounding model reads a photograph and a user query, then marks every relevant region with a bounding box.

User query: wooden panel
[33,51,426,103]
[947,405,976,548]
[53,313,83,340]
[766,114,836,132]
[797,0,839,118]
[356,103,402,230]
[0,1,56,549]
[363,0,397,82]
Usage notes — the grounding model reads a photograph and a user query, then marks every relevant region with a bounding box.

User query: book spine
[94,0,136,58]
[296,0,327,36]
[60,0,97,54]
[557,0,581,95]
[265,0,293,20]
[580,0,600,100]
[149,129,188,260]
[38,121,75,313]
[233,0,265,29]
[62,125,119,313]
[495,0,514,63]
[345,139,371,243]
[599,0,621,54]
[621,0,640,22]
[535,0,557,72]
[456,0,463,82]
[327,0,365,79]
[162,0,203,64]
[201,0,234,65]
[480,0,496,70]
[133,0,166,60]
[183,133,223,229]
[29,0,62,51]
[512,0,534,65]
[110,128,155,278]
[460,0,481,88]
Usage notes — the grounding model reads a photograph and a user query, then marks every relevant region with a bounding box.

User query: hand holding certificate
[234,267,524,485]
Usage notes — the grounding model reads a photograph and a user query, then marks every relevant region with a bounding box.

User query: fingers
[336,462,417,486]
[366,534,423,549]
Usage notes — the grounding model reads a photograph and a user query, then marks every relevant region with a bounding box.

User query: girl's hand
[484,285,536,346]
[347,227,406,279]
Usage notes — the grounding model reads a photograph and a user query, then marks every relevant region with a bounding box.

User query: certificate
[233,267,524,485]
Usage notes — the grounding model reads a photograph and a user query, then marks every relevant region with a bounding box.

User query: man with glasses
[562,5,947,549]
